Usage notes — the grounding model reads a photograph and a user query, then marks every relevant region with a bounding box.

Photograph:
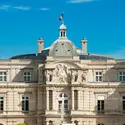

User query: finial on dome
[59,23,67,30]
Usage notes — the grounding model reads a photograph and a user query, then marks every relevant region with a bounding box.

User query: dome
[59,23,67,30]
[49,37,77,58]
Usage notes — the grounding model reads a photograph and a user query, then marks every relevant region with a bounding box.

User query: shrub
[16,123,27,125]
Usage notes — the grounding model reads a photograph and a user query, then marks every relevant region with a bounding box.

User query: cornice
[0,83,124,89]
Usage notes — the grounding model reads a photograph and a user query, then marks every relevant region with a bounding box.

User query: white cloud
[67,0,96,3]
[40,8,50,11]
[0,5,50,11]
[0,5,10,10]
[13,6,31,11]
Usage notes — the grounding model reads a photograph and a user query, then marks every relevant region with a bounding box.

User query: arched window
[58,93,68,112]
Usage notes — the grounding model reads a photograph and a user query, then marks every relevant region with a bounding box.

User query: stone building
[0,22,125,125]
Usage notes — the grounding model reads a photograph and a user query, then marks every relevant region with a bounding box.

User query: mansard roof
[10,47,114,60]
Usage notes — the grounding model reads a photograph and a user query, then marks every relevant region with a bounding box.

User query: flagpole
[62,12,64,24]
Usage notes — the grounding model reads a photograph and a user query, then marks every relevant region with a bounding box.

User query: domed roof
[49,37,77,58]
[59,23,67,30]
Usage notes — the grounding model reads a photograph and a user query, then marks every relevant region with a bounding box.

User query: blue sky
[0,0,125,59]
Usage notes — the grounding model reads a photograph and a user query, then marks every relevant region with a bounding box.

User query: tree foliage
[16,123,26,125]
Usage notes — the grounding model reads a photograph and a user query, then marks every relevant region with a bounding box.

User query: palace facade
[0,23,125,125]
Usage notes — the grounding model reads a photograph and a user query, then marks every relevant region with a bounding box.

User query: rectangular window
[123,96,125,112]
[97,96,104,114]
[95,71,102,82]
[24,72,31,82]
[58,100,68,112]
[74,90,78,110]
[64,100,68,111]
[22,96,29,112]
[49,90,53,110]
[0,72,7,82]
[0,97,4,111]
[119,72,125,82]
[58,101,62,111]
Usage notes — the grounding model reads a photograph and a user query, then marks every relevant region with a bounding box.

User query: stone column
[72,88,74,110]
[46,90,49,110]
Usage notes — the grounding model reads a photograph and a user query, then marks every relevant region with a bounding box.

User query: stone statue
[46,70,53,82]
[72,70,78,82]
[77,70,87,83]
[52,64,71,83]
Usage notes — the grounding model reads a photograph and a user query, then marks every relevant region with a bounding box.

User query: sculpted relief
[44,63,87,83]
[72,70,87,83]
[52,64,71,83]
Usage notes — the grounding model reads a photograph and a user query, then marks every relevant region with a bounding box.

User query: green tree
[16,123,27,125]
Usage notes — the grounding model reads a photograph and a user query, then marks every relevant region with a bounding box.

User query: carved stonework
[52,64,71,83]
[72,70,87,83]
[72,70,78,82]
[46,70,53,82]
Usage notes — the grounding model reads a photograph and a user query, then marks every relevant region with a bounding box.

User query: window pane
[99,76,102,81]
[0,97,3,100]
[24,76,26,81]
[26,100,29,111]
[22,97,25,99]
[119,76,122,81]
[0,76,2,81]
[4,76,7,81]
[123,96,125,100]
[0,97,3,111]
[123,76,125,82]
[27,76,31,81]
[96,76,98,81]
[26,97,29,100]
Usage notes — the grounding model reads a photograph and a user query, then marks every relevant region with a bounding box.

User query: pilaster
[72,88,74,110]
[46,89,49,110]
[78,90,82,110]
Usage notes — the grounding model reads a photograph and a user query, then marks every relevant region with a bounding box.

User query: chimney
[37,38,44,53]
[81,38,88,54]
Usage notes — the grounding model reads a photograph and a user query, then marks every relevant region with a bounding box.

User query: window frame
[22,96,29,112]
[95,71,103,82]
[0,71,7,82]
[0,97,4,112]
[96,95,105,114]
[122,96,125,112]
[118,71,125,82]
[58,93,68,112]
[23,71,32,83]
